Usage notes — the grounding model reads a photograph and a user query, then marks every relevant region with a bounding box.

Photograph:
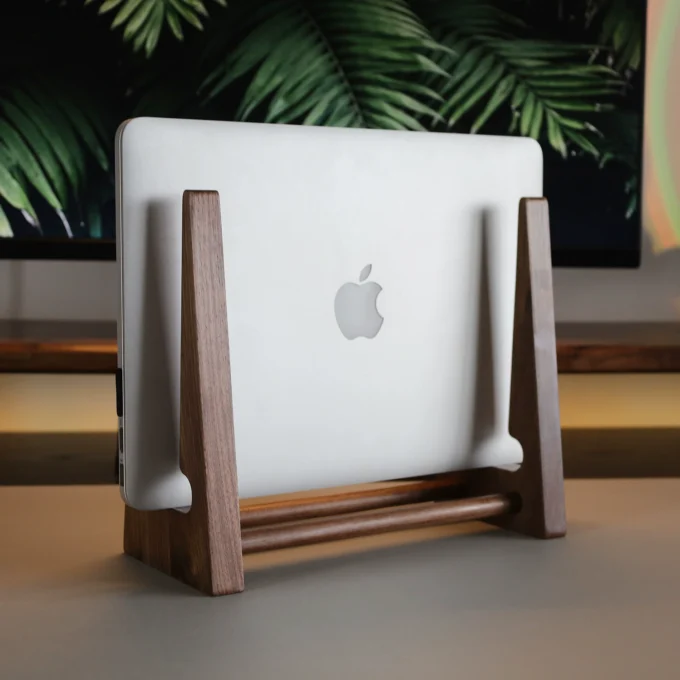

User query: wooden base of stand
[124,191,566,596]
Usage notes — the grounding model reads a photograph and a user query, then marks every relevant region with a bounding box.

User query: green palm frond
[419,0,624,158]
[87,0,227,57]
[0,81,110,236]
[0,204,12,237]
[589,0,643,72]
[202,0,445,130]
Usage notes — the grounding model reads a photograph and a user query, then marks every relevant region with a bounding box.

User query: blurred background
[0,0,678,484]
[0,0,649,267]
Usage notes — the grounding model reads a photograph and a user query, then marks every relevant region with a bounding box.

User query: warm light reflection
[645,0,680,251]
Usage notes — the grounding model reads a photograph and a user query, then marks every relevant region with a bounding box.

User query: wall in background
[0,0,678,325]
[553,233,680,323]
[0,260,117,321]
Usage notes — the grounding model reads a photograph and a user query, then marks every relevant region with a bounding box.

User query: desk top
[2,479,680,679]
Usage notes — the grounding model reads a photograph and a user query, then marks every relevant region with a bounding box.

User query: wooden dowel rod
[241,493,515,554]
[240,476,466,529]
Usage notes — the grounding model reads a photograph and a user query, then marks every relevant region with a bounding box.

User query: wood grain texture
[241,494,514,554]
[240,475,466,528]
[473,198,566,538]
[124,191,244,595]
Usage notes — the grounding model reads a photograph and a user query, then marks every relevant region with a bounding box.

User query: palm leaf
[201,0,443,130]
[0,81,111,235]
[87,0,227,57]
[589,0,644,72]
[0,204,12,237]
[418,0,623,158]
[0,148,35,224]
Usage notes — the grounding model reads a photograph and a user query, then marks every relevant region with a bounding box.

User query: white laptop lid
[117,118,543,510]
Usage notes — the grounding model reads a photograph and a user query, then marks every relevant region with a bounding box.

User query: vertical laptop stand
[124,191,566,596]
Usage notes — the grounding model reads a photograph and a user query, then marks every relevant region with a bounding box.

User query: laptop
[116,118,543,511]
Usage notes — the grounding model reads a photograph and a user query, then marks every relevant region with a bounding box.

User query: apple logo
[334,264,384,340]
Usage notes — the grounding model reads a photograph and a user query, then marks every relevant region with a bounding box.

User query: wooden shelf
[0,321,117,374]
[556,323,680,373]
[0,321,679,374]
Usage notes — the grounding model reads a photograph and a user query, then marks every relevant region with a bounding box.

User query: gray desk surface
[2,480,680,679]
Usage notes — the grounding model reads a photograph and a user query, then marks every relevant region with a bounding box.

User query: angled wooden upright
[471,198,566,538]
[124,192,565,595]
[124,191,244,595]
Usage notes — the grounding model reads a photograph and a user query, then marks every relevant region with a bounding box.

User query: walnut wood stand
[124,191,566,596]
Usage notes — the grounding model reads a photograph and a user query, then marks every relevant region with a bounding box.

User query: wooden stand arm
[125,191,244,595]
